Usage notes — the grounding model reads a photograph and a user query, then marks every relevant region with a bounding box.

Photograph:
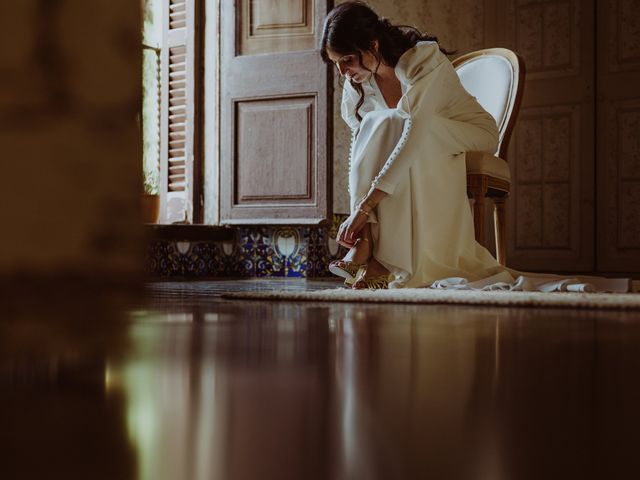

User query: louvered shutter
[159,0,201,223]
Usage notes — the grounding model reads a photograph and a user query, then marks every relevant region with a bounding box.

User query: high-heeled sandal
[352,267,392,290]
[329,259,364,285]
[328,238,369,285]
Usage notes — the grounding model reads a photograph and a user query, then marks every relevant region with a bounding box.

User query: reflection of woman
[322,1,502,290]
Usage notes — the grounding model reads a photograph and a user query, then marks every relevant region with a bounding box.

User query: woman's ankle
[365,257,389,277]
[343,237,371,264]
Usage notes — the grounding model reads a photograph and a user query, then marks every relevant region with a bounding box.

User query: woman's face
[326,46,380,83]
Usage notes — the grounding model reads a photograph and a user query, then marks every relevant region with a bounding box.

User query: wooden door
[220,0,332,224]
[488,0,595,272]
[596,0,640,272]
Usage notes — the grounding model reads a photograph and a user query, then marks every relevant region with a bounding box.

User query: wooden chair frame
[452,48,526,265]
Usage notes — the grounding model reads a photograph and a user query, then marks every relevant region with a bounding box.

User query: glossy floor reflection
[2,279,640,480]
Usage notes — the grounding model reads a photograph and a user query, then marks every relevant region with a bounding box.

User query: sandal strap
[330,260,363,277]
[353,273,391,290]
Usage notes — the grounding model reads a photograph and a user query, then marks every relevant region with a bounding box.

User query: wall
[0,0,144,280]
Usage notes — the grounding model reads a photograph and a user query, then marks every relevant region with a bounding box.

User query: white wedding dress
[343,41,630,293]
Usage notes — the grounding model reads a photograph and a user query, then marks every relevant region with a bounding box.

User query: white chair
[453,48,525,266]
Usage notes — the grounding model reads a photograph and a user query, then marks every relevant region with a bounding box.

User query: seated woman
[322,1,503,290]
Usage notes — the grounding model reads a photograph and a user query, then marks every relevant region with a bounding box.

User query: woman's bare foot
[362,257,389,279]
[351,257,391,290]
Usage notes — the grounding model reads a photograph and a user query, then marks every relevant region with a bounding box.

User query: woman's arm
[341,81,362,131]
[369,70,447,195]
[336,188,387,246]
[336,70,446,245]
[360,187,387,212]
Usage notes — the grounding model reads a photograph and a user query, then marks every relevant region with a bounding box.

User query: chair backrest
[452,48,525,160]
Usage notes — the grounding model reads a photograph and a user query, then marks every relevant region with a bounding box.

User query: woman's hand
[336,189,386,247]
[336,210,368,248]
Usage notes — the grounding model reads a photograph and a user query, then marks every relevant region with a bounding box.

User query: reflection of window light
[128,309,155,318]
[117,322,224,480]
[104,363,118,394]
[128,310,194,323]
[123,359,161,480]
[279,318,295,333]
[166,313,194,323]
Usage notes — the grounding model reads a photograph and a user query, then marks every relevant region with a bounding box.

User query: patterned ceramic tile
[146,215,351,278]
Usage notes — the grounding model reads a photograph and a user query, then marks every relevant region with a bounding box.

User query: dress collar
[394,41,446,86]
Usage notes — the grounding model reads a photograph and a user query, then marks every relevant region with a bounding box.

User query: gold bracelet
[363,197,376,210]
[357,208,370,217]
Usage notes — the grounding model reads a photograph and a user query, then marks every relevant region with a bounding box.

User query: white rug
[222,287,640,310]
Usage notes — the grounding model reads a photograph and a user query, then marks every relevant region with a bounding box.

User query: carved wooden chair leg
[468,176,489,248]
[493,195,507,265]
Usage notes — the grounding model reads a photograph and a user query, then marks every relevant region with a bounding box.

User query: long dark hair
[320,1,454,121]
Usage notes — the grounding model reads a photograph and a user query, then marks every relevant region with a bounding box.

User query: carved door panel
[489,0,596,272]
[596,0,640,272]
[220,0,332,224]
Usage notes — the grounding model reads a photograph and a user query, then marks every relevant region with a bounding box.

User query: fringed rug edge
[221,288,640,310]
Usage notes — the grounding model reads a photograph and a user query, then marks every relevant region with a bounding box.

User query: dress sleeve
[341,83,360,198]
[340,81,361,132]
[370,60,450,195]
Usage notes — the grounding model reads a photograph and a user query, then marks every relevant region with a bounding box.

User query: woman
[321,1,503,289]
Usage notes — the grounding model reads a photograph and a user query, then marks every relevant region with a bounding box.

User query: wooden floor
[2,278,640,479]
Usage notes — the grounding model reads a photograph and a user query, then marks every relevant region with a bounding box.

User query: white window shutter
[160,0,199,223]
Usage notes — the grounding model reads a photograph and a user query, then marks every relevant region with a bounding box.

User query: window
[142,0,162,199]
